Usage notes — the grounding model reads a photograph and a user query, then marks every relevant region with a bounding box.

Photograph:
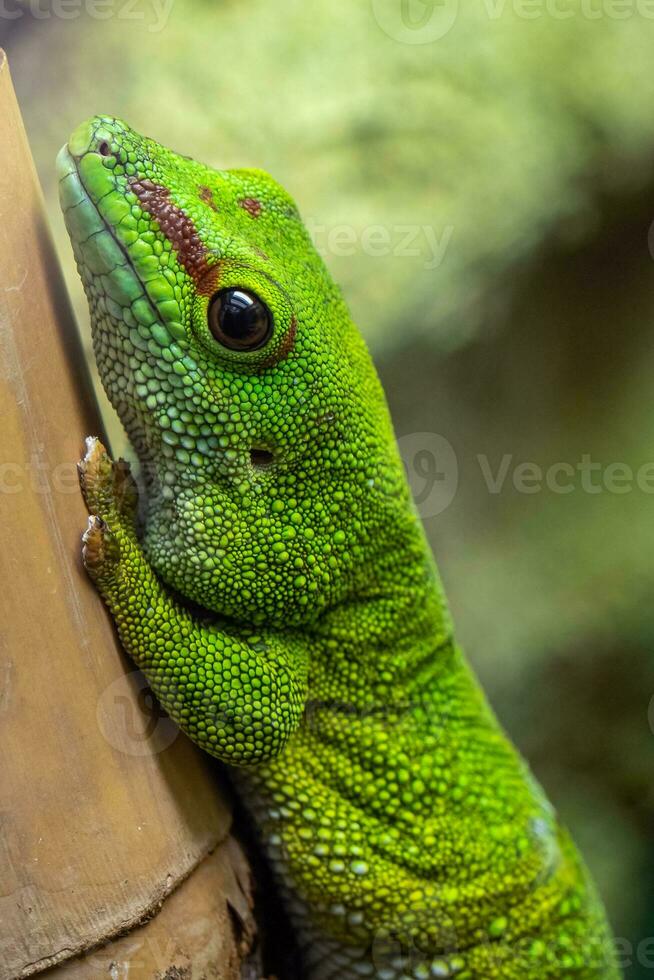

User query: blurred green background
[3,0,653,972]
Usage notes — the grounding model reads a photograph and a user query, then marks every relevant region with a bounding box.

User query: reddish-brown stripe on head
[130,178,218,294]
[260,316,297,370]
[239,197,263,218]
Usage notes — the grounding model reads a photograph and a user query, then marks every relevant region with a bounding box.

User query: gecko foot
[78,436,138,524]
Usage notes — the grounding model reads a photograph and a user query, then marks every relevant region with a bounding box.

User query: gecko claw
[82,515,120,574]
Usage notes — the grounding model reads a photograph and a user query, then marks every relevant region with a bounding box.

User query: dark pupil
[208,288,271,351]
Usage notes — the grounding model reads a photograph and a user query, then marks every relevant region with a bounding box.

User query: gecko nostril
[98,140,111,157]
[250,448,274,468]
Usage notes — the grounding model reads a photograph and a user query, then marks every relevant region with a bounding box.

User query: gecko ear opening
[250,447,275,468]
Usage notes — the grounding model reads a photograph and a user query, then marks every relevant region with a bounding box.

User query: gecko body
[58,117,619,980]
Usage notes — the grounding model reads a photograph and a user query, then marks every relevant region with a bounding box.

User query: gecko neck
[307,516,454,709]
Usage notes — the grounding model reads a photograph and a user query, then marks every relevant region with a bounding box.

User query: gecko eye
[207,288,272,351]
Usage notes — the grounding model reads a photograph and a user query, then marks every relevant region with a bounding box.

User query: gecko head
[58,116,411,627]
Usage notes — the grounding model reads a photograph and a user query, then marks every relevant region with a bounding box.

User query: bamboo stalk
[0,50,256,979]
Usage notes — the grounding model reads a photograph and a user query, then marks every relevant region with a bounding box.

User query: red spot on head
[239,197,263,219]
[130,178,217,295]
[198,185,219,212]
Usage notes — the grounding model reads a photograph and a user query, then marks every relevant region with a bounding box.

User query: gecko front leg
[78,438,309,766]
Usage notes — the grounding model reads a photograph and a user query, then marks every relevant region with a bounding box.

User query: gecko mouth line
[57,144,165,336]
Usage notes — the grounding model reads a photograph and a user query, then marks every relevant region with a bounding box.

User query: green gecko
[57,116,620,980]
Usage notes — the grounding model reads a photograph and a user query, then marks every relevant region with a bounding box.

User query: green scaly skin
[57,117,619,980]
